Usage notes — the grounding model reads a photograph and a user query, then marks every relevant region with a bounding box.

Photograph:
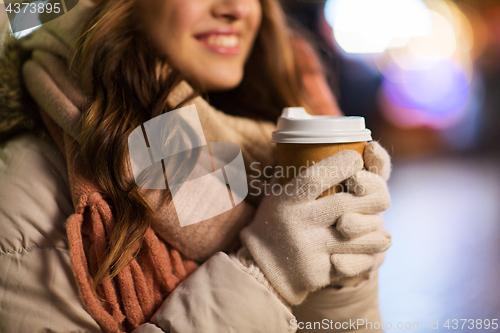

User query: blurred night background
[1,0,499,332]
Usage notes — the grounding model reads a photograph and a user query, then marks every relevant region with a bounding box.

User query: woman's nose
[212,0,253,22]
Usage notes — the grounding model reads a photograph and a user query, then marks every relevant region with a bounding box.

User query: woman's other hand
[364,141,392,182]
[240,149,391,306]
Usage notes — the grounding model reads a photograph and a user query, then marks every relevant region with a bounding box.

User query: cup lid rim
[273,107,372,143]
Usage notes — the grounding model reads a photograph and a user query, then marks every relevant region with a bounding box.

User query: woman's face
[138,0,262,91]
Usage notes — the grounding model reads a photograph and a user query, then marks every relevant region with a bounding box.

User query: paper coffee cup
[272,107,372,197]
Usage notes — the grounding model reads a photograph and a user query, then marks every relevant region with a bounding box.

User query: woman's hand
[363,141,392,182]
[329,141,393,285]
[240,149,391,306]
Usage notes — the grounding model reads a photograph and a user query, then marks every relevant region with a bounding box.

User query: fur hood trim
[0,35,47,143]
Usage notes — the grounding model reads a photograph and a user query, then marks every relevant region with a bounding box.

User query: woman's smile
[138,0,262,91]
[194,28,241,56]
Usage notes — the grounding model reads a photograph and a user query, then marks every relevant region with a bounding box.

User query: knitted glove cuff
[229,247,292,311]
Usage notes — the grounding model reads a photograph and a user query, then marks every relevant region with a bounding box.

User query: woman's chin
[192,72,244,92]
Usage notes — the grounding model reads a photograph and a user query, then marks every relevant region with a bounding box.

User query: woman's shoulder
[0,132,73,255]
[0,133,102,332]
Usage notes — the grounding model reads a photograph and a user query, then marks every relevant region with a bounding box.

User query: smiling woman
[0,0,393,332]
[137,0,262,90]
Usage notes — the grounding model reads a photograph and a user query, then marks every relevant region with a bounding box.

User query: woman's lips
[194,31,241,56]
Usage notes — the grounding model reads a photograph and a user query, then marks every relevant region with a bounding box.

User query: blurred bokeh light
[324,0,475,132]
[380,59,470,129]
[325,0,432,54]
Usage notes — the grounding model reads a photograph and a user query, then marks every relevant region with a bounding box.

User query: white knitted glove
[364,141,392,182]
[240,149,391,305]
[330,141,392,286]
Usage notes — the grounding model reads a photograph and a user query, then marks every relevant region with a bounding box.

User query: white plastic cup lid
[272,107,372,144]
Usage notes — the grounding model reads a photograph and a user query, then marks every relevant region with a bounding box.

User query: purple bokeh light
[381,60,470,128]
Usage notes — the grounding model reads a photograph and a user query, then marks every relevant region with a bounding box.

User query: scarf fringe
[67,192,197,332]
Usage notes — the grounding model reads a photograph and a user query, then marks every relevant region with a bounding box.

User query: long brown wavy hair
[73,0,314,290]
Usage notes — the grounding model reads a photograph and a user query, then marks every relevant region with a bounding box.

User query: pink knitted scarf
[37,110,198,332]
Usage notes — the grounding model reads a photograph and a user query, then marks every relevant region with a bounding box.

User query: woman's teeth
[206,35,239,48]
